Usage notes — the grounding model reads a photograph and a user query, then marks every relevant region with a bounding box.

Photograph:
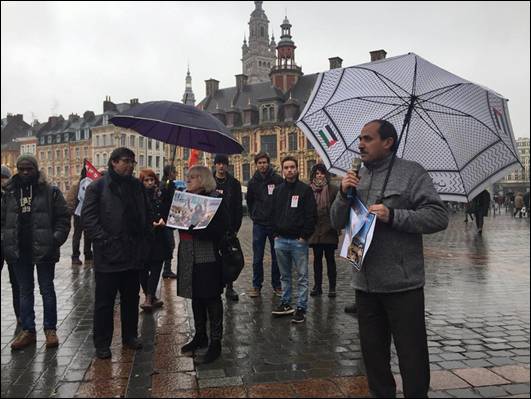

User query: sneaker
[249,288,261,298]
[344,303,358,314]
[44,329,59,348]
[272,303,295,316]
[291,308,306,323]
[273,287,283,297]
[225,287,239,301]
[11,330,37,350]
[310,287,322,297]
[71,257,82,266]
[162,271,177,279]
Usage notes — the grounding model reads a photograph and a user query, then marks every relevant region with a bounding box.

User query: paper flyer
[166,191,222,230]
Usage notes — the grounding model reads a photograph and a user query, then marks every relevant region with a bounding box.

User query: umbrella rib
[380,104,409,121]
[417,83,464,102]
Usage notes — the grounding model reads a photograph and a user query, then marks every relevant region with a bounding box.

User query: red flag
[188,149,200,168]
[84,159,101,180]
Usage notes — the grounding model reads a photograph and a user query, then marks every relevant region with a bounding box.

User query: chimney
[370,50,387,62]
[235,74,248,91]
[83,111,95,121]
[130,98,139,105]
[68,113,80,122]
[205,79,220,97]
[329,57,343,69]
[103,96,117,113]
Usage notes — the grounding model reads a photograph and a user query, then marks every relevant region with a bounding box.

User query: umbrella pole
[377,97,416,203]
[171,144,177,166]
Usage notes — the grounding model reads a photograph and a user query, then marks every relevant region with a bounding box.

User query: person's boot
[44,329,59,348]
[198,340,221,364]
[344,303,358,314]
[162,260,177,279]
[152,296,164,309]
[310,286,322,296]
[11,330,37,350]
[71,256,82,266]
[123,337,143,350]
[140,295,153,311]
[328,285,337,298]
[225,284,239,301]
[181,334,208,354]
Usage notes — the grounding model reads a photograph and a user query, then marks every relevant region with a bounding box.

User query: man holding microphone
[331,120,448,398]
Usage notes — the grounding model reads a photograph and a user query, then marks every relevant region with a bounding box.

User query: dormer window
[47,136,52,144]
[55,135,61,143]
[261,104,275,123]
[103,114,109,125]
[76,129,81,141]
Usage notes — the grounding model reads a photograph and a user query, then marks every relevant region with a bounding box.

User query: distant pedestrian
[271,156,317,324]
[308,163,339,298]
[514,192,524,218]
[82,148,152,360]
[213,154,243,302]
[2,155,71,350]
[66,164,94,266]
[246,152,284,298]
[464,202,474,223]
[471,190,490,234]
[139,169,173,311]
[524,191,530,218]
[330,120,448,398]
[178,165,229,364]
[1,165,21,326]
[160,165,177,279]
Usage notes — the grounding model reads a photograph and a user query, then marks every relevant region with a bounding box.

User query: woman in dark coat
[308,164,340,297]
[139,169,173,311]
[177,165,229,364]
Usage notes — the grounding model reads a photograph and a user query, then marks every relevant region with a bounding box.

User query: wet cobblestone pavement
[1,212,529,397]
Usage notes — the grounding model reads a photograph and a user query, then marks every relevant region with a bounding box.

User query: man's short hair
[367,119,398,152]
[109,147,135,168]
[254,152,270,164]
[281,155,298,169]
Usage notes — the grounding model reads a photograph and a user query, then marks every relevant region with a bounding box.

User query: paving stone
[452,368,510,386]
[430,370,470,390]
[444,388,483,398]
[474,385,510,397]
[503,383,531,395]
[489,365,530,383]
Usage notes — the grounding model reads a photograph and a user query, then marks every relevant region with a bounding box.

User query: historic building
[496,137,530,194]
[1,114,32,173]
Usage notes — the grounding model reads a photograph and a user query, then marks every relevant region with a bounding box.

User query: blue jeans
[252,224,281,289]
[274,237,309,311]
[13,256,57,332]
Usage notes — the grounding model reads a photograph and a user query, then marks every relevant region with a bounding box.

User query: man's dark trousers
[93,270,140,349]
[72,215,92,259]
[356,287,430,398]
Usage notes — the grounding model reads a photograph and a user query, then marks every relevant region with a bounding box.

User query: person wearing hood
[212,154,242,301]
[307,164,340,297]
[1,164,21,327]
[1,155,70,350]
[160,164,177,279]
[82,147,153,360]
[245,152,284,298]
[330,120,448,398]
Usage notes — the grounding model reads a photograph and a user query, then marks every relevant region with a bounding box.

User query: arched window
[96,153,101,166]
[261,26,265,37]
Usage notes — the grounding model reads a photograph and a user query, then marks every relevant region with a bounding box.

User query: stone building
[1,114,32,173]
[496,137,530,194]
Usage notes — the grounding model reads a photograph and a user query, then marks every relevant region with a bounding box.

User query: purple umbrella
[110,100,243,154]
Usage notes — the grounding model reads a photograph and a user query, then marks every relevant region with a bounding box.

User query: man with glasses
[82,147,152,359]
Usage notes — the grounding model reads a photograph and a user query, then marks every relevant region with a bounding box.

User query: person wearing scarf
[308,164,339,297]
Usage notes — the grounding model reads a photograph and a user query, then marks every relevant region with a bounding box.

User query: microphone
[347,158,363,201]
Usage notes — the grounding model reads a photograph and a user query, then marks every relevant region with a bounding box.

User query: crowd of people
[1,118,527,396]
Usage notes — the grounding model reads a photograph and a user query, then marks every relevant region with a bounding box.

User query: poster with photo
[166,191,222,230]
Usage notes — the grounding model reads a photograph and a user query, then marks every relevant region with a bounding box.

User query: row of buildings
[2,1,530,195]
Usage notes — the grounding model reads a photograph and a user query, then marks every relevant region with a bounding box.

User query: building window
[148,139,152,150]
[47,136,52,144]
[130,135,135,147]
[56,166,61,176]
[56,135,61,143]
[64,165,69,176]
[288,132,298,151]
[155,156,160,169]
[183,148,190,160]
[103,114,109,125]
[260,135,277,159]
[121,134,126,146]
[40,151,45,160]
[242,136,250,153]
[76,130,81,141]
[48,151,52,160]
[139,155,145,167]
[155,141,160,150]
[56,149,61,159]
[261,104,275,122]
[103,153,108,165]
[84,128,90,139]
[148,156,153,167]
[40,136,45,144]
[83,147,88,157]
[242,163,250,183]
[306,138,314,150]
[96,135,100,147]
[48,167,52,177]
[76,148,80,158]
[139,137,145,148]
[64,133,69,142]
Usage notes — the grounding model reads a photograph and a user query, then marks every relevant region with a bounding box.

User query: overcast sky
[2,1,529,138]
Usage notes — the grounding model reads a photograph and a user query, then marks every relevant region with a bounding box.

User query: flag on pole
[188,149,200,168]
[75,159,102,216]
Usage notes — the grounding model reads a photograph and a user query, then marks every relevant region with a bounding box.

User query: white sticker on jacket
[268,184,275,195]
[291,195,299,208]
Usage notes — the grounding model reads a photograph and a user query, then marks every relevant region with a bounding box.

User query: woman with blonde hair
[177,165,229,364]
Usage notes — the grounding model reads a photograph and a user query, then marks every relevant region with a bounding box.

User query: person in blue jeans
[1,155,71,350]
[271,156,317,323]
[246,152,284,298]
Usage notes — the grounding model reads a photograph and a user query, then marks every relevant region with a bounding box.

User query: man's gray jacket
[331,154,448,293]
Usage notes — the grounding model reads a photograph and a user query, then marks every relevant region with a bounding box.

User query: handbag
[220,231,244,284]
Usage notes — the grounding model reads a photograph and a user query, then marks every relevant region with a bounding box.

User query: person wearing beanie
[212,154,242,301]
[160,164,177,279]
[1,155,71,350]
[81,147,153,360]
[308,164,340,298]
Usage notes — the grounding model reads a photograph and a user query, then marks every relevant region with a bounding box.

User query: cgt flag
[75,159,101,216]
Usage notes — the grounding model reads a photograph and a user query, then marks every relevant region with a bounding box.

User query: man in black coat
[246,152,284,298]
[82,147,153,359]
[213,154,243,301]
[2,155,70,350]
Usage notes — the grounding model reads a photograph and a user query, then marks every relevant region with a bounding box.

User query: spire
[181,65,196,106]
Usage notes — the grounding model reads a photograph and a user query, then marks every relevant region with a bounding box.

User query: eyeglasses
[119,158,137,165]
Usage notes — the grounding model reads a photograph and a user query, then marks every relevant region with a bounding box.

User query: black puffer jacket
[1,173,70,264]
[81,172,152,273]
[246,167,283,226]
[214,172,242,233]
[146,187,173,261]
